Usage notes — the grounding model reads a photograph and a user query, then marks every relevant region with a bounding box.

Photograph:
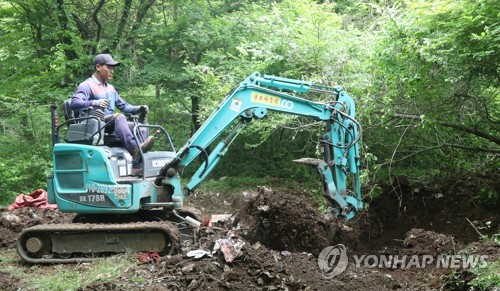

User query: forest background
[0,0,498,205]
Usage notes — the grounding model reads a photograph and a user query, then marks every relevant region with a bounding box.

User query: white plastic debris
[281,251,291,257]
[257,205,270,212]
[0,212,21,224]
[186,249,212,259]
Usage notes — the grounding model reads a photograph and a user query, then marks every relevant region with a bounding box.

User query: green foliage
[442,269,468,290]
[481,232,500,245]
[470,260,500,290]
[1,249,145,290]
[365,184,383,199]
[443,260,500,291]
[0,99,53,206]
[474,188,499,206]
[22,255,143,290]
[31,265,82,291]
[366,0,499,181]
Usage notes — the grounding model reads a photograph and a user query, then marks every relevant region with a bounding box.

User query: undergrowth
[0,250,145,290]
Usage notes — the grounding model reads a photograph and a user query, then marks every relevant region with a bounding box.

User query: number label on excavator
[80,194,106,203]
[152,159,168,168]
[86,183,128,195]
[250,92,294,110]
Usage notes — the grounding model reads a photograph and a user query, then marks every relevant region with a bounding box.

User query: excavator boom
[157,72,363,220]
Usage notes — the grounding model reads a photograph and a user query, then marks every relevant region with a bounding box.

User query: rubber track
[17,221,181,264]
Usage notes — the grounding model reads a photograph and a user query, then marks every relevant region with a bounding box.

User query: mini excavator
[17,72,363,263]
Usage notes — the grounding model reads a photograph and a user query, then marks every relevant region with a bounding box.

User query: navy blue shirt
[70,75,138,116]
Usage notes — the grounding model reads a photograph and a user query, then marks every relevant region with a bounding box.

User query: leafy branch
[391,113,500,146]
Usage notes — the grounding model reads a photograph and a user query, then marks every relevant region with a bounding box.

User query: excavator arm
[157,72,363,220]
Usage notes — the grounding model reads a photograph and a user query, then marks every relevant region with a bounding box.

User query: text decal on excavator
[250,92,294,110]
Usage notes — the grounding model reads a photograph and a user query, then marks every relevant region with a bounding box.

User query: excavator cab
[46,100,183,214]
[56,99,177,178]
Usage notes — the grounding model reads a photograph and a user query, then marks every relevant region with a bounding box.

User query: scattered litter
[182,263,196,273]
[252,242,263,250]
[7,189,57,210]
[281,251,291,256]
[257,205,270,212]
[340,224,353,232]
[213,233,246,263]
[208,214,233,228]
[434,193,444,199]
[256,186,273,195]
[272,251,281,263]
[242,190,257,199]
[186,249,212,259]
[0,212,21,225]
[138,252,161,264]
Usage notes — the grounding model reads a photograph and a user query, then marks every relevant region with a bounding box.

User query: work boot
[133,136,155,162]
[141,136,155,153]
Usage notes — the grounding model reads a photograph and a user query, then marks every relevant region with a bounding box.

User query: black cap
[93,54,120,66]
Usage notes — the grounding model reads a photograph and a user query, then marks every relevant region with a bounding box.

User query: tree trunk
[92,0,106,54]
[156,83,161,98]
[112,0,132,51]
[128,0,156,41]
[54,0,78,61]
[191,95,201,134]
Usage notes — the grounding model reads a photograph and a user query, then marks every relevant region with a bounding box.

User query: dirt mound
[239,186,334,256]
[0,207,74,247]
[131,224,345,290]
[154,244,321,290]
[400,228,460,256]
[92,225,494,290]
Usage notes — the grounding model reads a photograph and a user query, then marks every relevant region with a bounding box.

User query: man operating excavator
[70,53,154,175]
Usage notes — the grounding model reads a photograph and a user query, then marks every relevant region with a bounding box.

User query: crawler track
[17,221,181,264]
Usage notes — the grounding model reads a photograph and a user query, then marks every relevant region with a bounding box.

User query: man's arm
[114,91,139,114]
[70,82,94,110]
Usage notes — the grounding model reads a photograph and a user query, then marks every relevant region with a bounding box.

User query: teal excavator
[17,72,363,263]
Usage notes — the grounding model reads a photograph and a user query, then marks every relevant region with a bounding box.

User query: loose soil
[0,174,498,290]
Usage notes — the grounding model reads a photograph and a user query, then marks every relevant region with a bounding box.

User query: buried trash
[213,232,246,263]
[138,252,161,264]
[207,214,234,228]
[186,249,212,259]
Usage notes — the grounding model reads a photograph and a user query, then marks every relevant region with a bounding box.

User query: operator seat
[61,99,123,146]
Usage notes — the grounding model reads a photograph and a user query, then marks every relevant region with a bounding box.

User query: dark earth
[0,173,498,290]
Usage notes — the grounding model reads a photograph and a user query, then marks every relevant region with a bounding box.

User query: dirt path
[0,175,498,290]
